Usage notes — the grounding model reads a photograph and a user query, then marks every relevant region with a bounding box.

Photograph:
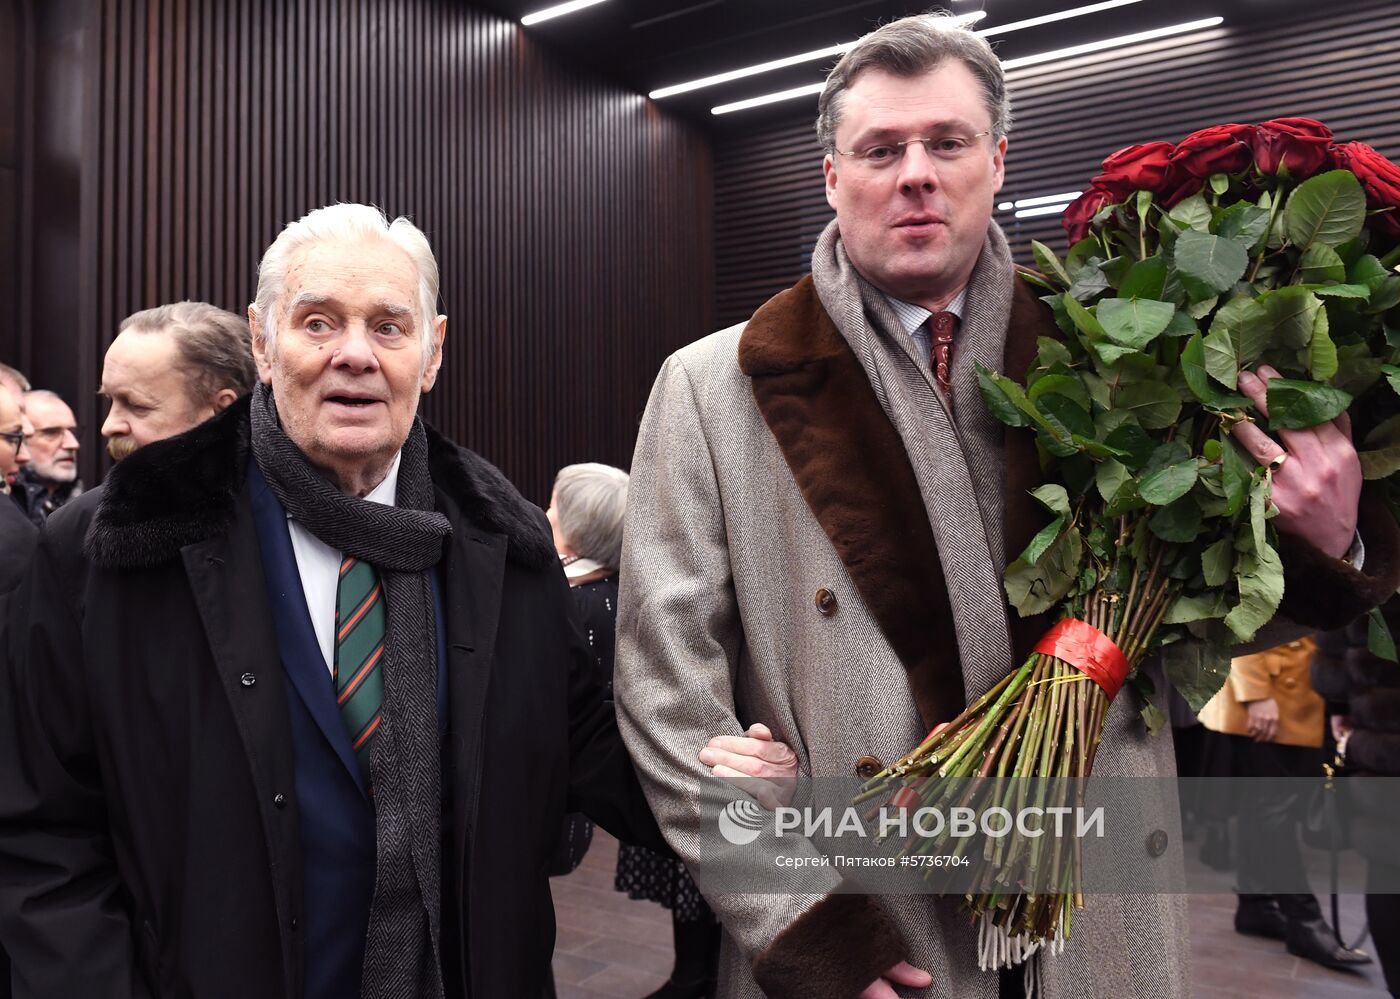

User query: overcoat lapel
[181,490,303,999]
[738,271,1059,731]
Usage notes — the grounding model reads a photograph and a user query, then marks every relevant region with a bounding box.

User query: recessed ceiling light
[1015,203,1076,219]
[979,0,1146,38]
[1002,16,1224,70]
[521,0,608,27]
[998,202,1015,211]
[712,83,826,116]
[654,12,986,100]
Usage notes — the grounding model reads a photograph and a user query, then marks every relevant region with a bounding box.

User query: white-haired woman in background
[547,462,720,999]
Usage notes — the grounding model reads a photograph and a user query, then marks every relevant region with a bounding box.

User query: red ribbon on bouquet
[1032,618,1130,700]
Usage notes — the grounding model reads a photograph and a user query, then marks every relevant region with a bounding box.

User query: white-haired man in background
[0,203,666,999]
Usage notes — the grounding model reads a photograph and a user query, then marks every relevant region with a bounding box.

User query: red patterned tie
[930,311,957,399]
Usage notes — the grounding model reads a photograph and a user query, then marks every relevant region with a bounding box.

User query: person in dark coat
[1314,604,1400,995]
[0,204,665,999]
[0,383,36,593]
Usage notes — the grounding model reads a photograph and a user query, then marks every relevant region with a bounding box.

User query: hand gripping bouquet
[856,118,1400,968]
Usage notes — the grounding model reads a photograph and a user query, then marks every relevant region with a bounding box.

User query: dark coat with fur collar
[0,398,663,999]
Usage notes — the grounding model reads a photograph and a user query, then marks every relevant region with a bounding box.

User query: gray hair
[815,12,1012,155]
[0,362,30,393]
[119,301,257,403]
[22,389,70,409]
[553,462,629,571]
[251,203,440,368]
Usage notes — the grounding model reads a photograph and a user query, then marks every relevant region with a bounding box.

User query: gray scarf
[809,219,1018,702]
[251,383,451,999]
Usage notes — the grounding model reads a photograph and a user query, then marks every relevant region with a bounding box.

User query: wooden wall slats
[18,0,713,503]
[713,1,1400,328]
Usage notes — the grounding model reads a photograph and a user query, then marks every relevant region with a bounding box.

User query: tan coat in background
[1198,637,1324,748]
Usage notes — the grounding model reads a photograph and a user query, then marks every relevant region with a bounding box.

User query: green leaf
[1248,472,1271,554]
[1035,337,1073,371]
[1150,496,1204,542]
[1140,701,1167,737]
[1116,381,1182,431]
[1283,169,1367,249]
[1175,230,1250,299]
[1168,193,1212,232]
[1265,378,1353,429]
[1039,394,1095,440]
[1019,515,1067,565]
[1212,296,1271,369]
[1164,591,1228,625]
[1162,640,1232,713]
[1201,538,1234,587]
[1210,172,1230,196]
[1311,283,1371,300]
[1298,243,1347,284]
[1139,442,1198,505]
[1358,414,1400,480]
[1225,544,1285,643]
[1201,326,1240,390]
[1383,364,1400,397]
[1031,240,1072,287]
[1119,256,1169,300]
[1216,203,1271,250]
[1004,527,1083,618]
[1103,422,1155,469]
[1258,286,1323,349]
[1221,437,1252,517]
[1096,297,1176,350]
[1062,293,1105,337]
[1308,306,1338,381]
[1181,332,1247,408]
[1368,607,1398,664]
[976,365,1032,428]
[1029,483,1071,517]
[1028,373,1092,411]
[1069,266,1112,302]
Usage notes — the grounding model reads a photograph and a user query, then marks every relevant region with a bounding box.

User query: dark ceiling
[477,0,1326,132]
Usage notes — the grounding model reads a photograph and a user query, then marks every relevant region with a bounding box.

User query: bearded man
[0,204,663,999]
[614,14,1400,999]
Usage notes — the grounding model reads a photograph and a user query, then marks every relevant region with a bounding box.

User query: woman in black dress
[548,463,720,999]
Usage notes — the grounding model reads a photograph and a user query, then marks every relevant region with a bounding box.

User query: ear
[420,314,447,394]
[991,134,1008,194]
[211,387,241,413]
[823,153,839,212]
[248,305,274,385]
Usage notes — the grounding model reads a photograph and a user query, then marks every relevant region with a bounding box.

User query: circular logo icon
[717,800,765,846]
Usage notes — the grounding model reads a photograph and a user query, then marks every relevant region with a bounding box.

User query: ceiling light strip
[1015,203,1076,219]
[1002,16,1225,71]
[1014,190,1083,209]
[712,83,826,116]
[653,11,984,100]
[521,0,607,27]
[978,0,1146,39]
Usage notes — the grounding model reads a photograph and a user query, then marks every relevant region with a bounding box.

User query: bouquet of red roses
[857,117,1400,969]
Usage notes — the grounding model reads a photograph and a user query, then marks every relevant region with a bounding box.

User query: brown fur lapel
[738,270,1059,730]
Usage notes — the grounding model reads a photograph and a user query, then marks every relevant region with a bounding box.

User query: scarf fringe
[976,914,1065,996]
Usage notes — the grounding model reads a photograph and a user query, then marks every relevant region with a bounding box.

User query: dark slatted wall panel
[0,2,23,369]
[713,0,1400,329]
[30,0,713,502]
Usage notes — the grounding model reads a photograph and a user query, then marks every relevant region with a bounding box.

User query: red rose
[1160,172,1204,208]
[1063,185,1117,244]
[1252,117,1334,178]
[1333,141,1400,237]
[1098,141,1176,193]
[1170,123,1256,178]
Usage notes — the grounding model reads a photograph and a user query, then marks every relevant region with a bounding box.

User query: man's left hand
[1233,364,1361,559]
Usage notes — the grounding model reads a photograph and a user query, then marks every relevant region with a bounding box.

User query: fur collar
[85,395,556,571]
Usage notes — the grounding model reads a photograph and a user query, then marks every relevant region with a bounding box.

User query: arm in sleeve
[612,353,908,999]
[1226,651,1275,703]
[0,526,154,999]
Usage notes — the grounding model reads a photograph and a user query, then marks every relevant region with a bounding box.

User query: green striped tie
[334,556,386,785]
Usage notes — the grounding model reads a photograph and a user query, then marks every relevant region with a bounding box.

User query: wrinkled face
[823,62,1006,307]
[24,394,80,483]
[100,330,217,457]
[252,238,445,488]
[0,388,29,486]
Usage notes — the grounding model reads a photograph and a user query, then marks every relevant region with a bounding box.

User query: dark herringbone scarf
[251,382,451,999]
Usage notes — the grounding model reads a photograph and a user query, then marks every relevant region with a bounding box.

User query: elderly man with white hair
[0,203,666,999]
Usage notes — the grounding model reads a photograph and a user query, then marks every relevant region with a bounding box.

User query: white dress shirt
[287,451,402,674]
[885,288,967,381]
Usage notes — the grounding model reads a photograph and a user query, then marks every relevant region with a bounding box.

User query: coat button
[855,755,883,780]
[240,673,256,687]
[1146,829,1169,857]
[1280,675,1298,690]
[815,588,838,616]
[273,793,287,809]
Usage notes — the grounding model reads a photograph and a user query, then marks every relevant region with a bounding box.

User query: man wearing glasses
[10,389,83,526]
[0,382,36,593]
[615,12,1397,999]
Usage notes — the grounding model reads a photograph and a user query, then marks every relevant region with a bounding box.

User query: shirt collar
[284,449,402,519]
[884,288,968,336]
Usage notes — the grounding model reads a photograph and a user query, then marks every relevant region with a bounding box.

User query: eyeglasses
[836,131,992,170]
[0,430,24,451]
[28,425,79,444]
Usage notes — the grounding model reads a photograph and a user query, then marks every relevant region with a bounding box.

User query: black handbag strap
[1324,752,1371,952]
